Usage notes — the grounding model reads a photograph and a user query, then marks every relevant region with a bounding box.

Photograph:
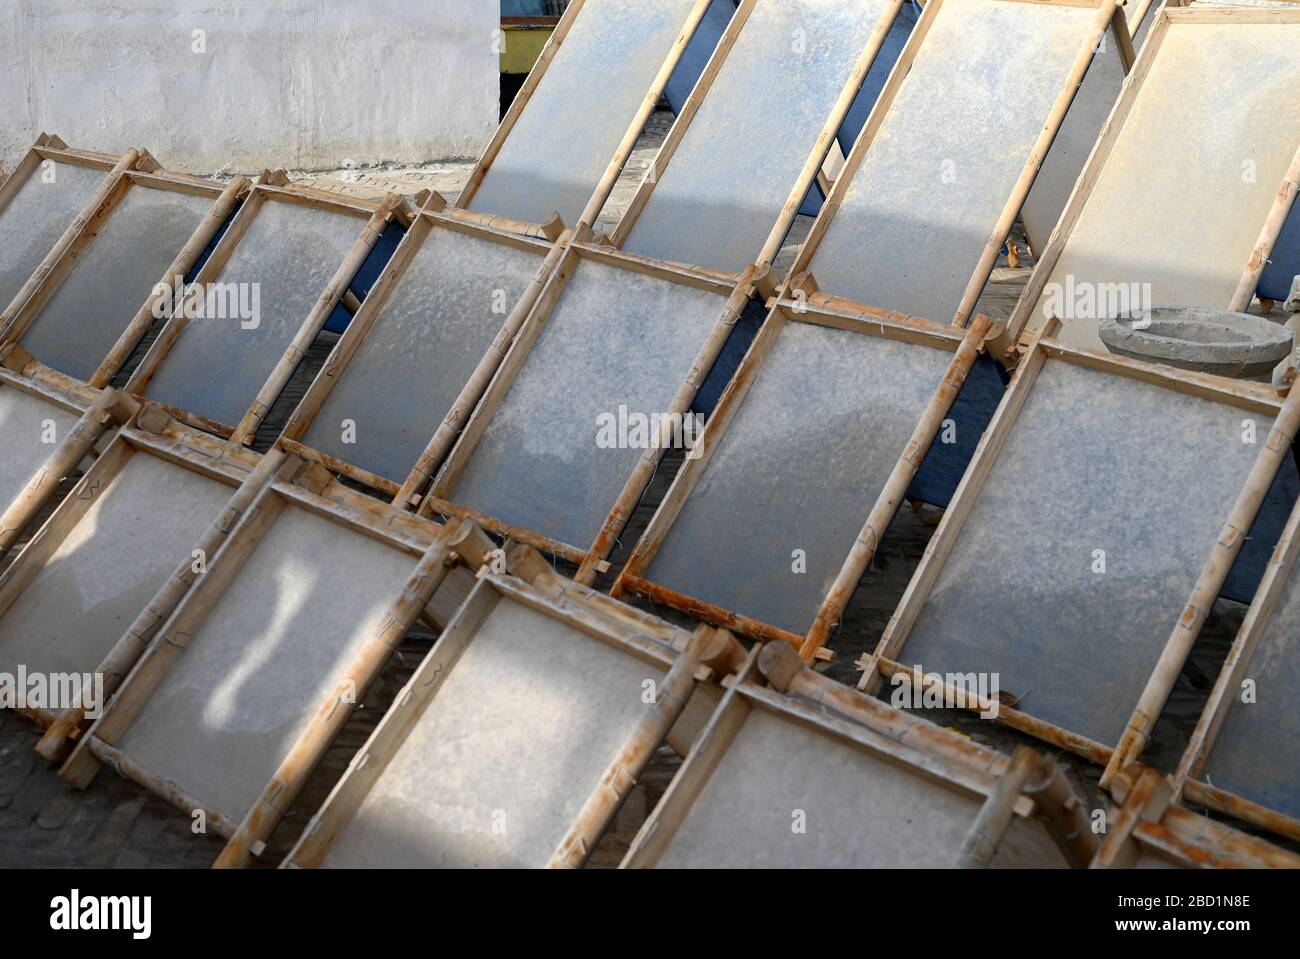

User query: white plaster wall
[0,0,500,174]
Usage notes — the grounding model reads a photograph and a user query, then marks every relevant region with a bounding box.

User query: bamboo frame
[281,545,725,869]
[418,240,760,586]
[0,137,146,327]
[613,292,995,659]
[621,640,1097,868]
[0,409,263,732]
[781,0,1124,329]
[0,168,251,384]
[276,192,563,509]
[607,0,908,272]
[1004,4,1300,347]
[1091,764,1300,868]
[857,324,1292,767]
[460,0,714,231]
[57,455,495,867]
[123,180,410,442]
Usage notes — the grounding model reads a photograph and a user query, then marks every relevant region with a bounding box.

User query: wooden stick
[857,319,1062,695]
[574,0,716,230]
[0,171,139,347]
[752,0,907,268]
[395,227,581,507]
[0,388,138,555]
[1004,7,1171,345]
[1229,143,1300,313]
[575,265,771,584]
[950,0,1124,328]
[214,518,493,867]
[607,0,759,247]
[227,193,404,446]
[34,444,286,762]
[1090,766,1171,869]
[801,313,992,658]
[0,148,142,328]
[456,0,588,210]
[59,469,295,789]
[620,647,762,868]
[1173,494,1300,802]
[1103,381,1300,786]
[122,184,275,398]
[547,626,716,868]
[88,176,252,388]
[959,746,1042,868]
[783,0,947,280]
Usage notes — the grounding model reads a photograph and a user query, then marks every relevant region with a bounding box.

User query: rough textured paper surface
[143,200,363,429]
[302,228,544,483]
[1030,21,1300,349]
[469,0,702,226]
[0,162,105,313]
[622,0,894,273]
[116,506,416,820]
[324,597,664,868]
[21,185,212,381]
[901,359,1268,746]
[809,0,1098,322]
[646,322,952,635]
[447,258,727,549]
[657,707,1063,867]
[0,453,229,678]
[0,387,78,514]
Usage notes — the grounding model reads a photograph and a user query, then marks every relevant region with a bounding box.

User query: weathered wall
[0,0,499,175]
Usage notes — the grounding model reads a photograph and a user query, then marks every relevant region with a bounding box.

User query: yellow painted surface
[501,24,555,75]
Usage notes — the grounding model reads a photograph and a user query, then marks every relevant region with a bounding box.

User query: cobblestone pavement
[3,111,1290,869]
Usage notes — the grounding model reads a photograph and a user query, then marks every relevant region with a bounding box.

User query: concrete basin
[1099,307,1294,382]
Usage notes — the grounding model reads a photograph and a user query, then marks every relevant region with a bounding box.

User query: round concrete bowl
[1099,307,1294,382]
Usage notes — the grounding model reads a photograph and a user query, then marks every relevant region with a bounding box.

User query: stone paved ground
[2,111,1292,869]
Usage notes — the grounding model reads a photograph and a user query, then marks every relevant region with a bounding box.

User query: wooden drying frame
[1,167,251,386]
[783,0,1127,329]
[460,0,715,234]
[606,0,908,271]
[56,452,497,868]
[613,286,996,660]
[1146,458,1300,844]
[418,239,775,586]
[1003,3,1300,349]
[0,135,143,323]
[857,319,1299,768]
[278,191,566,508]
[282,543,730,870]
[621,640,1099,868]
[122,176,417,443]
[0,404,263,733]
[1090,764,1300,869]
